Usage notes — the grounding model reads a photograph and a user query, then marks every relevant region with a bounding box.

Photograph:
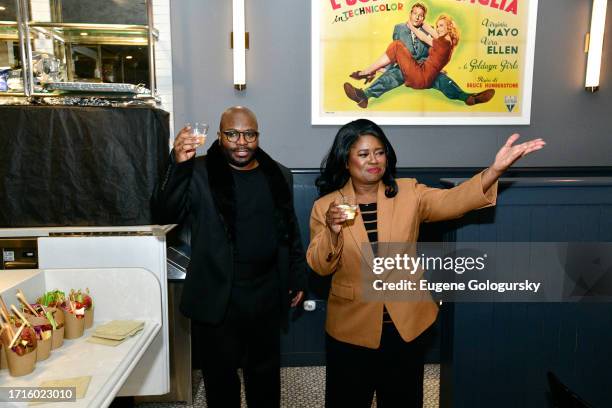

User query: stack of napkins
[87,320,144,346]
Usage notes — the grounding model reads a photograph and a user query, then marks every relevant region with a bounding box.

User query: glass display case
[0,0,157,99]
[0,1,24,95]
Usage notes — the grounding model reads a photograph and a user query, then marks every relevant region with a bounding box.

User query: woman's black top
[359,202,392,324]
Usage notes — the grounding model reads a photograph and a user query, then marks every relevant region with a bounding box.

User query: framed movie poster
[311,0,538,125]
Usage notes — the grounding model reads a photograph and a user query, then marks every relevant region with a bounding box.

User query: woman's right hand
[173,126,200,163]
[325,199,347,236]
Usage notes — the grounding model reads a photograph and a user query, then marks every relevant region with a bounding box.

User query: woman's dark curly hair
[316,119,398,198]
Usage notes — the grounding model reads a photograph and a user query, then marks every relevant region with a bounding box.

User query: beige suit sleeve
[306,201,344,276]
[416,169,498,223]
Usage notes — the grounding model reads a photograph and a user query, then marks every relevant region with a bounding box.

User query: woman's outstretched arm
[482,134,546,191]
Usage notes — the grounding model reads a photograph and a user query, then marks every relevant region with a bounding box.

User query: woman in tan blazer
[306,119,545,407]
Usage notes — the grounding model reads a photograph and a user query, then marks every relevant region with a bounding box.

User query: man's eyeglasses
[221,129,259,143]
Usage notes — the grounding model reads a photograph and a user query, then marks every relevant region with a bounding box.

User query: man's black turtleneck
[231,165,278,278]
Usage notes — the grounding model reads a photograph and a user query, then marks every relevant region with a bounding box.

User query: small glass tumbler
[337,196,358,220]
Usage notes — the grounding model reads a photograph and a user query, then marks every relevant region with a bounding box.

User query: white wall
[169,0,612,168]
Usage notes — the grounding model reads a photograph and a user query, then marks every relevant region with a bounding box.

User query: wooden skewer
[0,296,10,319]
[0,307,10,325]
[16,290,40,317]
[0,314,15,338]
[8,324,25,349]
[10,305,32,327]
[0,323,12,346]
[0,324,11,347]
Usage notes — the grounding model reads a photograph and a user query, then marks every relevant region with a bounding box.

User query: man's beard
[222,147,256,168]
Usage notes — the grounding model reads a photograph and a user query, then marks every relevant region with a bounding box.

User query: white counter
[0,321,160,407]
[0,226,174,397]
[0,267,164,407]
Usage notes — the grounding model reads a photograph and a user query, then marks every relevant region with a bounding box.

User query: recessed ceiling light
[80,32,88,36]
[125,55,133,60]
[0,6,6,11]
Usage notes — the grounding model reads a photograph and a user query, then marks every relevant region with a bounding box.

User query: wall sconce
[585,0,607,92]
[232,0,248,91]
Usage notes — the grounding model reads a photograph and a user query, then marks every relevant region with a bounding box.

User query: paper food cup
[0,344,7,370]
[25,315,54,359]
[1,324,18,370]
[46,307,66,349]
[36,337,52,361]
[84,307,94,329]
[50,307,65,326]
[63,312,85,339]
[6,347,37,377]
[51,326,64,349]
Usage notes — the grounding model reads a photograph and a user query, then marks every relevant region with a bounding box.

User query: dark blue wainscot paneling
[281,170,612,367]
[280,171,327,366]
[438,177,612,408]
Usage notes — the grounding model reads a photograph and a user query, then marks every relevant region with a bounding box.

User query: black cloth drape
[0,105,170,227]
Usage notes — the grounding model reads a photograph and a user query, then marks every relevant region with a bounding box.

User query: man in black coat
[152,106,308,408]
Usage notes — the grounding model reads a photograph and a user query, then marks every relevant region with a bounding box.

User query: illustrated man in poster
[343,2,496,109]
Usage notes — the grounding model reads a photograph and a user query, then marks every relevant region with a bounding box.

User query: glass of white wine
[186,122,208,147]
[192,122,208,147]
[337,196,358,220]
